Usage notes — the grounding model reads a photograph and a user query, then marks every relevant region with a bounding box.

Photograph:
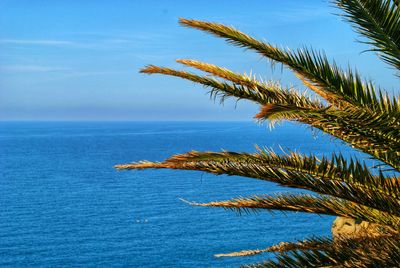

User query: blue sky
[0,0,398,121]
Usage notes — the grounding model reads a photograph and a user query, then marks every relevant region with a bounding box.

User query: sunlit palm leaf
[215,237,332,258]
[141,64,400,169]
[179,18,396,113]
[187,194,400,228]
[116,150,400,215]
[140,65,322,110]
[256,105,400,169]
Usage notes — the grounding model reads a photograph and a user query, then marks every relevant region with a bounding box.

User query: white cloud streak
[0,34,169,49]
[0,39,76,46]
[0,65,70,72]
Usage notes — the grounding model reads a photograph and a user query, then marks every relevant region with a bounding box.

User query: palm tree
[116,0,400,266]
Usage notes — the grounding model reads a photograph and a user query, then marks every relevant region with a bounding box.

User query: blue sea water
[1,121,355,267]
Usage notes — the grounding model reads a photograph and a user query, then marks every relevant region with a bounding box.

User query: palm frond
[218,234,397,258]
[141,64,323,110]
[215,237,330,258]
[141,63,399,169]
[248,250,334,268]
[177,59,259,87]
[188,194,400,228]
[256,105,400,169]
[140,65,266,104]
[118,3,400,266]
[250,233,400,268]
[336,0,400,72]
[116,149,400,213]
[179,18,396,112]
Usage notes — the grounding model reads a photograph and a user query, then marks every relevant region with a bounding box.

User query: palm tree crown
[116,0,400,266]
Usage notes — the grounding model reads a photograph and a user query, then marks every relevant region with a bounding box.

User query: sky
[0,0,398,121]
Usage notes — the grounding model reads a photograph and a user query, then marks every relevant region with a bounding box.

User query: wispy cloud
[0,38,105,49]
[49,70,132,79]
[0,33,170,50]
[0,39,77,46]
[65,31,171,41]
[0,65,69,72]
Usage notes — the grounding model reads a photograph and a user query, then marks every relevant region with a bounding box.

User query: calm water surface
[1,121,357,267]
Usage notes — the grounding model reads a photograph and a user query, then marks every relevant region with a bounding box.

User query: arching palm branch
[116,0,400,266]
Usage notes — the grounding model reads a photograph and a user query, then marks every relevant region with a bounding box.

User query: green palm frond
[188,194,400,228]
[116,150,400,215]
[179,18,396,112]
[336,0,400,72]
[256,105,400,169]
[141,62,399,169]
[115,149,399,194]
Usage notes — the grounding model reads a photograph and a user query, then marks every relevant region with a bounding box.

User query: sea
[1,121,357,267]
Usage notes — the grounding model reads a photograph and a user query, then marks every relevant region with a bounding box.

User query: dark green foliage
[337,0,400,72]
